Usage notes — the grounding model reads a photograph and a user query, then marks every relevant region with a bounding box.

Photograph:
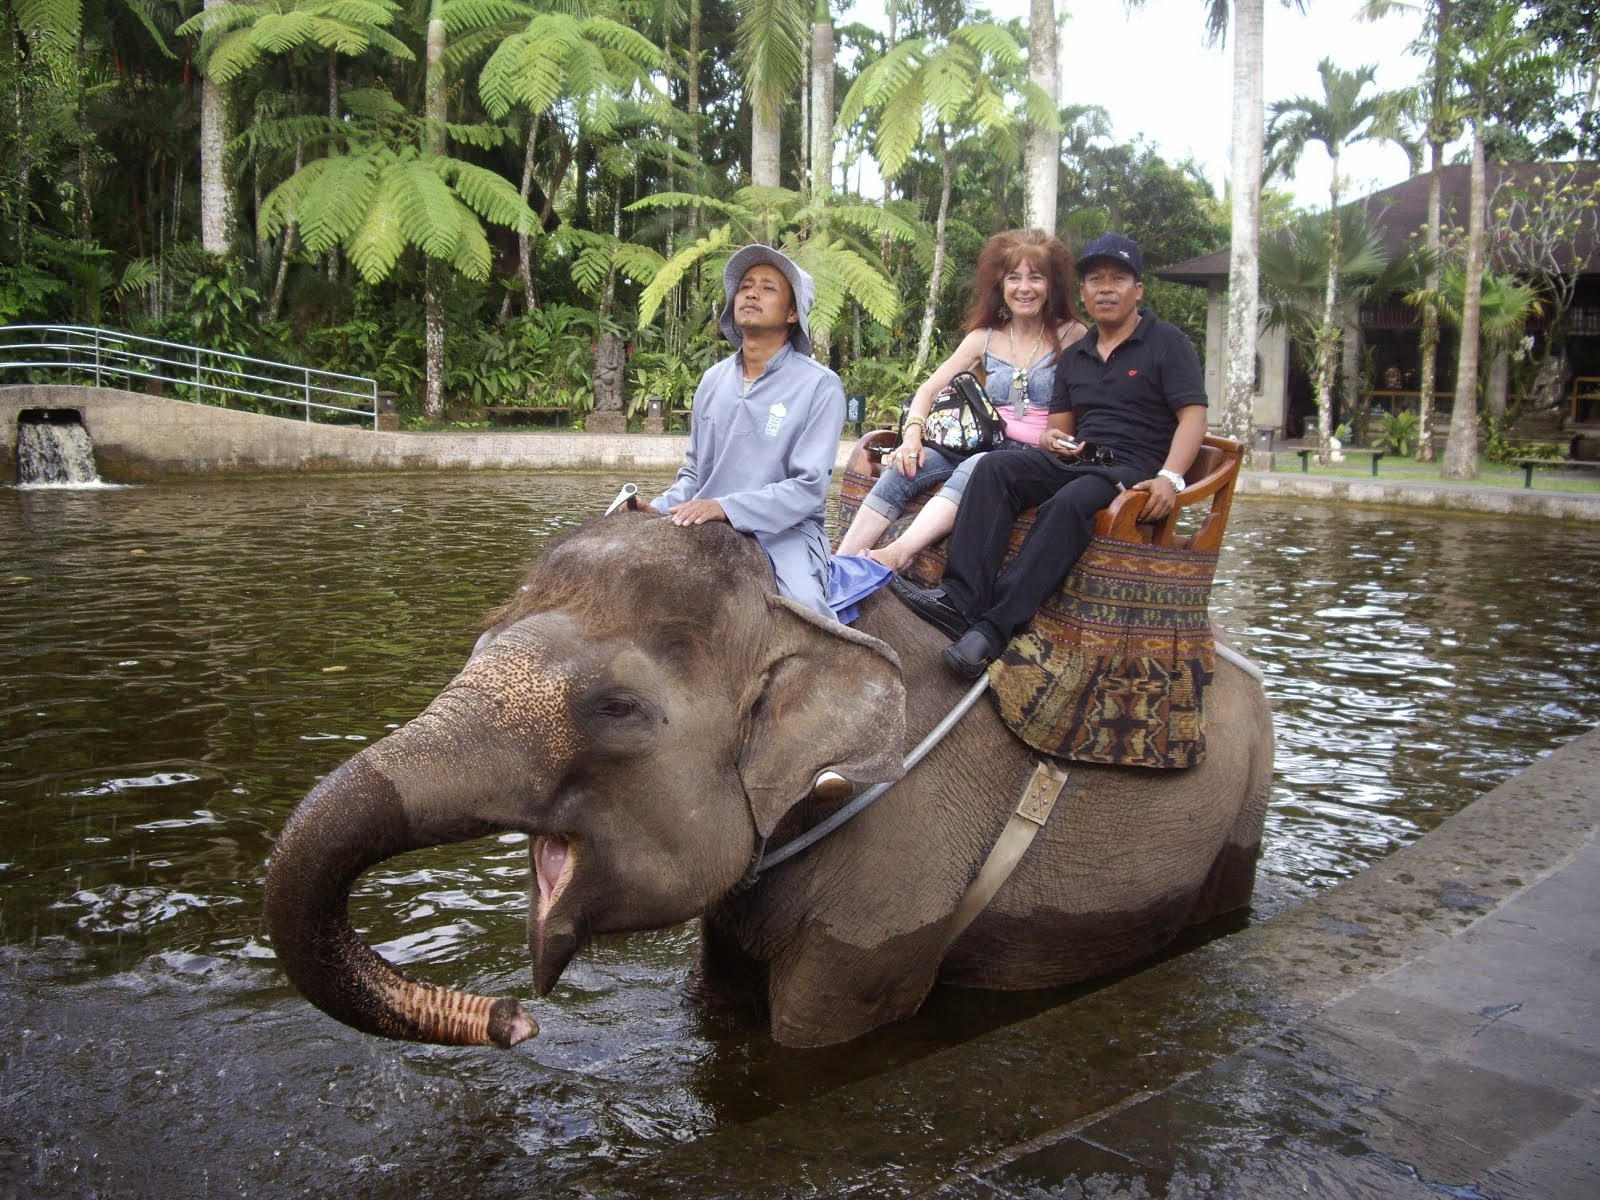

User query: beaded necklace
[1007,321,1046,419]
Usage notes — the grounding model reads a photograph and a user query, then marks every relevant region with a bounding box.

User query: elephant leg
[1183,773,1272,924]
[688,918,770,1013]
[765,922,945,1048]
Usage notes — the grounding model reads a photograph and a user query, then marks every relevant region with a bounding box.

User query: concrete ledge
[1,385,692,479]
[570,725,1600,1198]
[8,387,1598,526]
[1238,468,1600,524]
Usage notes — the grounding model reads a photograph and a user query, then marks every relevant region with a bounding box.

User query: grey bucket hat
[718,244,815,356]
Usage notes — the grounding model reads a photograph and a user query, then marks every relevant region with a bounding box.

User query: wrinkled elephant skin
[264,512,1273,1048]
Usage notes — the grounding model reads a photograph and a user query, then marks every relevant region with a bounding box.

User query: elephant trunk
[263,749,538,1049]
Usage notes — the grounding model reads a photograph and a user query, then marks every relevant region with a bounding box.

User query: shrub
[1374,409,1420,457]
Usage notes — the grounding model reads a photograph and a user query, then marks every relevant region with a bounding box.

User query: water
[14,412,102,485]
[3,474,1599,1198]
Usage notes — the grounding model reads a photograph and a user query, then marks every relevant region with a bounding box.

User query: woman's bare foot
[867,541,914,572]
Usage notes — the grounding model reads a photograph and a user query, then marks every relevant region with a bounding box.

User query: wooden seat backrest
[1094,434,1242,552]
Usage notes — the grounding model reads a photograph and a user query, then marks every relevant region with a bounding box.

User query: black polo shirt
[1049,308,1207,476]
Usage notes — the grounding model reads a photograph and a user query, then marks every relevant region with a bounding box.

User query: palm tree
[1261,204,1428,390]
[1267,58,1416,463]
[198,0,233,256]
[1409,265,1541,420]
[258,92,541,421]
[1440,4,1551,479]
[631,185,907,346]
[1124,0,1283,464]
[461,3,665,311]
[1359,0,1456,462]
[737,0,808,187]
[1023,0,1059,232]
[178,0,413,303]
[836,18,1046,374]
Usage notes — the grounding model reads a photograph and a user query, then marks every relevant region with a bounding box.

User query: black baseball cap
[1075,233,1143,280]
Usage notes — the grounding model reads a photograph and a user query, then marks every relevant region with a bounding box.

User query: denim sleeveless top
[983,330,1061,443]
[982,331,1060,413]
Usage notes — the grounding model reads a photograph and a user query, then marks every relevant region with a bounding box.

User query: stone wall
[1,385,691,481]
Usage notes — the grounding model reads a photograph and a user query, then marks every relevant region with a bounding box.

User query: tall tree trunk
[688,0,702,165]
[879,4,898,268]
[1415,141,1443,463]
[1414,0,1450,464]
[809,0,834,360]
[752,109,781,187]
[266,138,303,322]
[422,5,447,421]
[1442,126,1485,479]
[914,129,954,376]
[267,61,305,323]
[1223,0,1264,462]
[809,0,834,203]
[1024,0,1059,233]
[1313,152,1344,465]
[516,116,540,318]
[198,0,233,257]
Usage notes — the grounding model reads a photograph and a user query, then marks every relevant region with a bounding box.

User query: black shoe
[887,576,968,639]
[942,627,1000,680]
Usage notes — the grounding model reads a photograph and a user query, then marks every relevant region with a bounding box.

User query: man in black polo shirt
[892,233,1208,678]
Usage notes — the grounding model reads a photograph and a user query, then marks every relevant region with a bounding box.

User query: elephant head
[263,512,907,1047]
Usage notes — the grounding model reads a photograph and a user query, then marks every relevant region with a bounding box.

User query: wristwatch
[1157,468,1186,491]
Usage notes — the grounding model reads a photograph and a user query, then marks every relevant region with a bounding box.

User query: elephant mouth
[529,834,579,994]
[534,834,573,910]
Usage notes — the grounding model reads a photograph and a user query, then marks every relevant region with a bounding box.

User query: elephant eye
[584,689,656,725]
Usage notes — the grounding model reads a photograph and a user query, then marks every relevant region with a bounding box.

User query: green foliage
[1374,408,1421,457]
[1480,413,1564,465]
[189,261,264,356]
[630,187,906,346]
[441,305,600,411]
[836,21,1044,181]
[262,142,537,284]
[839,356,922,430]
[477,14,663,127]
[178,1,414,85]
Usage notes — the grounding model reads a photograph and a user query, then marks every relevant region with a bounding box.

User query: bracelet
[902,414,927,432]
[1157,468,1186,491]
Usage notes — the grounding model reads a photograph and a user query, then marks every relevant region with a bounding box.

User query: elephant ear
[738,596,908,839]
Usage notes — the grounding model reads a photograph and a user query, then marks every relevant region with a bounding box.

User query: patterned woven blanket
[839,463,1217,769]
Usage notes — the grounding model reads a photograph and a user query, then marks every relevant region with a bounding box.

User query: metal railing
[0,325,379,429]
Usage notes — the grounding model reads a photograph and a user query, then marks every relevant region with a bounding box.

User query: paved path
[571,726,1600,1199]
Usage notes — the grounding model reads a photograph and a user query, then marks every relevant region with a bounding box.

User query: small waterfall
[16,410,103,486]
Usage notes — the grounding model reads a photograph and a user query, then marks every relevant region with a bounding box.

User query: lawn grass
[1267,452,1600,494]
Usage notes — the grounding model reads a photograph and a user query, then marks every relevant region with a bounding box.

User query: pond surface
[3,473,1599,1199]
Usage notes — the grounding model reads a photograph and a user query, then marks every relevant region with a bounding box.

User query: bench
[485,405,569,429]
[1295,446,1384,476]
[840,430,1243,567]
[1516,458,1600,488]
[669,407,692,432]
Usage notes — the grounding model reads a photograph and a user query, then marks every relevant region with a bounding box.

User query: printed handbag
[903,371,1005,458]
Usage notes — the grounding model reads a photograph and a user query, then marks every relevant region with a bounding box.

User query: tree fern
[637,228,735,325]
[13,0,83,47]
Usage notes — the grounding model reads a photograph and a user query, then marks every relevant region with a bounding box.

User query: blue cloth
[827,554,893,624]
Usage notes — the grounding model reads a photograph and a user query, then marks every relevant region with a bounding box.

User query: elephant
[263,510,1274,1049]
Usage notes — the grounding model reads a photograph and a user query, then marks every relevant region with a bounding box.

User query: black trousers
[939,446,1138,642]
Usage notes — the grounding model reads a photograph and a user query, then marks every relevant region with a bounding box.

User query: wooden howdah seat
[836,432,1245,770]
